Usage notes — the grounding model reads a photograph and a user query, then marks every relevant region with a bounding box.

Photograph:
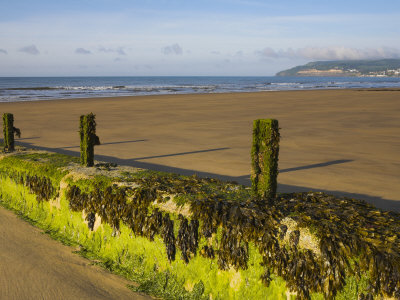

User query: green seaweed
[0,178,287,299]
[0,153,70,193]
[0,149,399,299]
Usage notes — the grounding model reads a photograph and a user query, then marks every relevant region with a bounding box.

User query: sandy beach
[1,89,400,299]
[1,89,399,211]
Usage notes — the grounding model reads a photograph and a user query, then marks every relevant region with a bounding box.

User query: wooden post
[251,119,280,200]
[79,113,100,167]
[3,113,21,152]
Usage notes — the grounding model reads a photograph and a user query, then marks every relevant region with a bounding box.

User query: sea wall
[0,149,399,300]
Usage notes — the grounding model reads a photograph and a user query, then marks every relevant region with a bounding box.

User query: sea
[0,76,399,102]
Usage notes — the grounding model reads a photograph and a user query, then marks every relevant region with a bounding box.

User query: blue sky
[0,0,399,76]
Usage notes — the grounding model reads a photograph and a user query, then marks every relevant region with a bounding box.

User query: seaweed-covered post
[251,119,280,200]
[79,113,100,167]
[3,113,21,152]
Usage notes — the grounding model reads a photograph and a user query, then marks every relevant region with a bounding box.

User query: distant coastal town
[277,59,400,77]
[296,68,400,77]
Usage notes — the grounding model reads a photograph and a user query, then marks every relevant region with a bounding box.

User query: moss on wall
[0,176,289,299]
[0,149,399,299]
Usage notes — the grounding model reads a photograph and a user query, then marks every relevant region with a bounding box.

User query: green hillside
[276,59,400,76]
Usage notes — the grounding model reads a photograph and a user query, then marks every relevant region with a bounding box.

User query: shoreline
[1,86,400,104]
[1,89,399,211]
[0,87,400,104]
[1,75,399,103]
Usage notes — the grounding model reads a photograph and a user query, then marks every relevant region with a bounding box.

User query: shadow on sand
[16,136,40,141]
[279,159,354,173]
[61,139,148,149]
[131,147,230,160]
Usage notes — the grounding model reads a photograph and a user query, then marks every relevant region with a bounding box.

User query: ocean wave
[0,84,221,92]
[1,76,399,102]
[2,86,59,91]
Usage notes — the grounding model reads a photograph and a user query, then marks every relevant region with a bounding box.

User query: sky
[0,0,399,76]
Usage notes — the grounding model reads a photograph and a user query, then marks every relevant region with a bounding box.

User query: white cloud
[133,64,153,70]
[234,50,244,57]
[0,49,7,54]
[75,48,92,55]
[19,45,40,55]
[257,46,400,60]
[162,43,183,55]
[99,47,126,55]
[257,47,279,58]
[114,57,128,62]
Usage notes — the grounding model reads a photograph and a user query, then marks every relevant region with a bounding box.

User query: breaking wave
[0,76,399,102]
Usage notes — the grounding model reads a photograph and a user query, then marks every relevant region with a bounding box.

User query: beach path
[0,206,151,300]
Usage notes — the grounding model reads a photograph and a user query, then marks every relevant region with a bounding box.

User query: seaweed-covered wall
[0,149,399,300]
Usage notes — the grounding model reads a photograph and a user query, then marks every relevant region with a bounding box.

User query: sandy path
[1,89,399,212]
[0,206,151,300]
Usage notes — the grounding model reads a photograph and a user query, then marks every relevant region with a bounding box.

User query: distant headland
[276,58,400,77]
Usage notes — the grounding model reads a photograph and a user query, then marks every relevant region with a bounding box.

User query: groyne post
[251,119,280,200]
[2,113,21,152]
[80,113,100,167]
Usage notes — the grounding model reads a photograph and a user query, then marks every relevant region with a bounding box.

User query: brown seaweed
[6,165,400,300]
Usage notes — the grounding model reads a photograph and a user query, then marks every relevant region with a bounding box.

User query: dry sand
[0,89,399,298]
[2,89,399,210]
